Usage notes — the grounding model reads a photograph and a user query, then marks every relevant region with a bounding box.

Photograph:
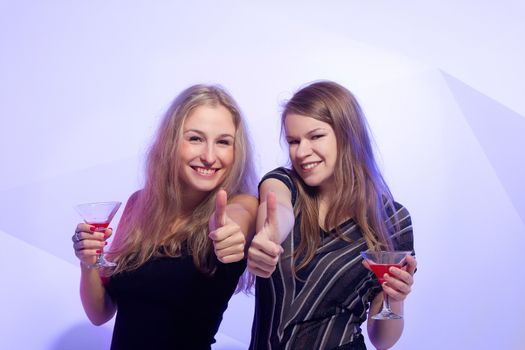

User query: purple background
[1,1,524,349]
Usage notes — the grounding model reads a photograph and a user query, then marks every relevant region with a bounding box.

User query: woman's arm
[256,178,295,244]
[79,255,117,325]
[74,223,117,325]
[367,255,417,349]
[247,178,295,277]
[74,193,139,325]
[225,192,258,242]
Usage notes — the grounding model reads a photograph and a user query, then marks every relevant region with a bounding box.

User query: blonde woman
[72,84,257,349]
[248,81,417,350]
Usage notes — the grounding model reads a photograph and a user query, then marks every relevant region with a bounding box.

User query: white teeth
[302,162,319,170]
[195,167,216,175]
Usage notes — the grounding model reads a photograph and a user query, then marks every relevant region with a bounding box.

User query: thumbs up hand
[247,192,284,278]
[208,189,246,264]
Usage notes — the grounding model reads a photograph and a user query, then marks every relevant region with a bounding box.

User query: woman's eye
[287,140,299,145]
[217,139,232,146]
[311,134,324,140]
[189,136,202,142]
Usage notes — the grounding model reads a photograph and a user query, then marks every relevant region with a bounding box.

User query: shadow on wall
[50,322,112,350]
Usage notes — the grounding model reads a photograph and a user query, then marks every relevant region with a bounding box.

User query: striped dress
[249,168,414,350]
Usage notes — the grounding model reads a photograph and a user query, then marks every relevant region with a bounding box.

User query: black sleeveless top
[106,255,246,350]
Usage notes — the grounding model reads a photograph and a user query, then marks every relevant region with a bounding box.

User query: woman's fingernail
[96,250,102,254]
[89,226,96,232]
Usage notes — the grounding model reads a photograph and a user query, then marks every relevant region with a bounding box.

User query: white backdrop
[1,1,524,349]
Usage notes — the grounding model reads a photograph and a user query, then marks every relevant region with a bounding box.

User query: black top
[106,254,246,350]
[250,167,415,350]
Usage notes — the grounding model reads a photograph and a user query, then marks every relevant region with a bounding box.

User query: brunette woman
[248,81,416,350]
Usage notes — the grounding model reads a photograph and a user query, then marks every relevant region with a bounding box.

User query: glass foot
[88,255,116,269]
[371,310,403,320]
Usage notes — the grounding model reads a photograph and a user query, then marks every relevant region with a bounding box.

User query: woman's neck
[179,189,207,214]
[318,194,353,231]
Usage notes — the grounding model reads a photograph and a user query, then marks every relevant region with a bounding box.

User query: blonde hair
[282,81,396,271]
[108,84,256,278]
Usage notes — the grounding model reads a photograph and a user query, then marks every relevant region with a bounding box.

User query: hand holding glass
[75,201,121,269]
[360,250,411,320]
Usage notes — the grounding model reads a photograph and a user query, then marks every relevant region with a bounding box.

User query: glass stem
[383,293,392,313]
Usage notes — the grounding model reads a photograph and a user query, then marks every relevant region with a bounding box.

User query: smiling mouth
[301,162,321,170]
[191,166,219,176]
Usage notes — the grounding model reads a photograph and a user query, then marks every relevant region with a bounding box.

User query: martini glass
[75,201,121,269]
[360,250,411,320]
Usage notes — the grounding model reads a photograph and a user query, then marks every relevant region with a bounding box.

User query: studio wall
[1,1,524,349]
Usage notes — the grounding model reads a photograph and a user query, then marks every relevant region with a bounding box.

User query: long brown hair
[282,81,396,271]
[108,84,256,276]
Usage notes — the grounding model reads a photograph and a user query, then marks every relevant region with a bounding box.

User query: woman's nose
[296,140,312,158]
[200,145,216,165]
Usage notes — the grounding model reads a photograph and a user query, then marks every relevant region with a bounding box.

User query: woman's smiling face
[284,113,338,194]
[177,104,235,200]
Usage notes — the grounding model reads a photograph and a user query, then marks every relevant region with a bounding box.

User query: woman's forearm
[255,200,294,244]
[226,194,258,241]
[367,294,404,349]
[79,265,117,325]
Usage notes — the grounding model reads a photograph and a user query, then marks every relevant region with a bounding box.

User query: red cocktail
[368,263,403,284]
[88,222,110,233]
[360,250,411,320]
[75,201,121,269]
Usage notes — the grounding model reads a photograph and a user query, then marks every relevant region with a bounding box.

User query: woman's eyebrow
[183,129,234,139]
[286,127,328,139]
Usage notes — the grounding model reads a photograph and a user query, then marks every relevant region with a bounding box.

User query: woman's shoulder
[386,201,414,251]
[126,189,141,204]
[390,201,411,224]
[259,167,294,190]
[259,167,297,204]
[128,190,141,203]
[120,189,143,217]
[261,167,292,179]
